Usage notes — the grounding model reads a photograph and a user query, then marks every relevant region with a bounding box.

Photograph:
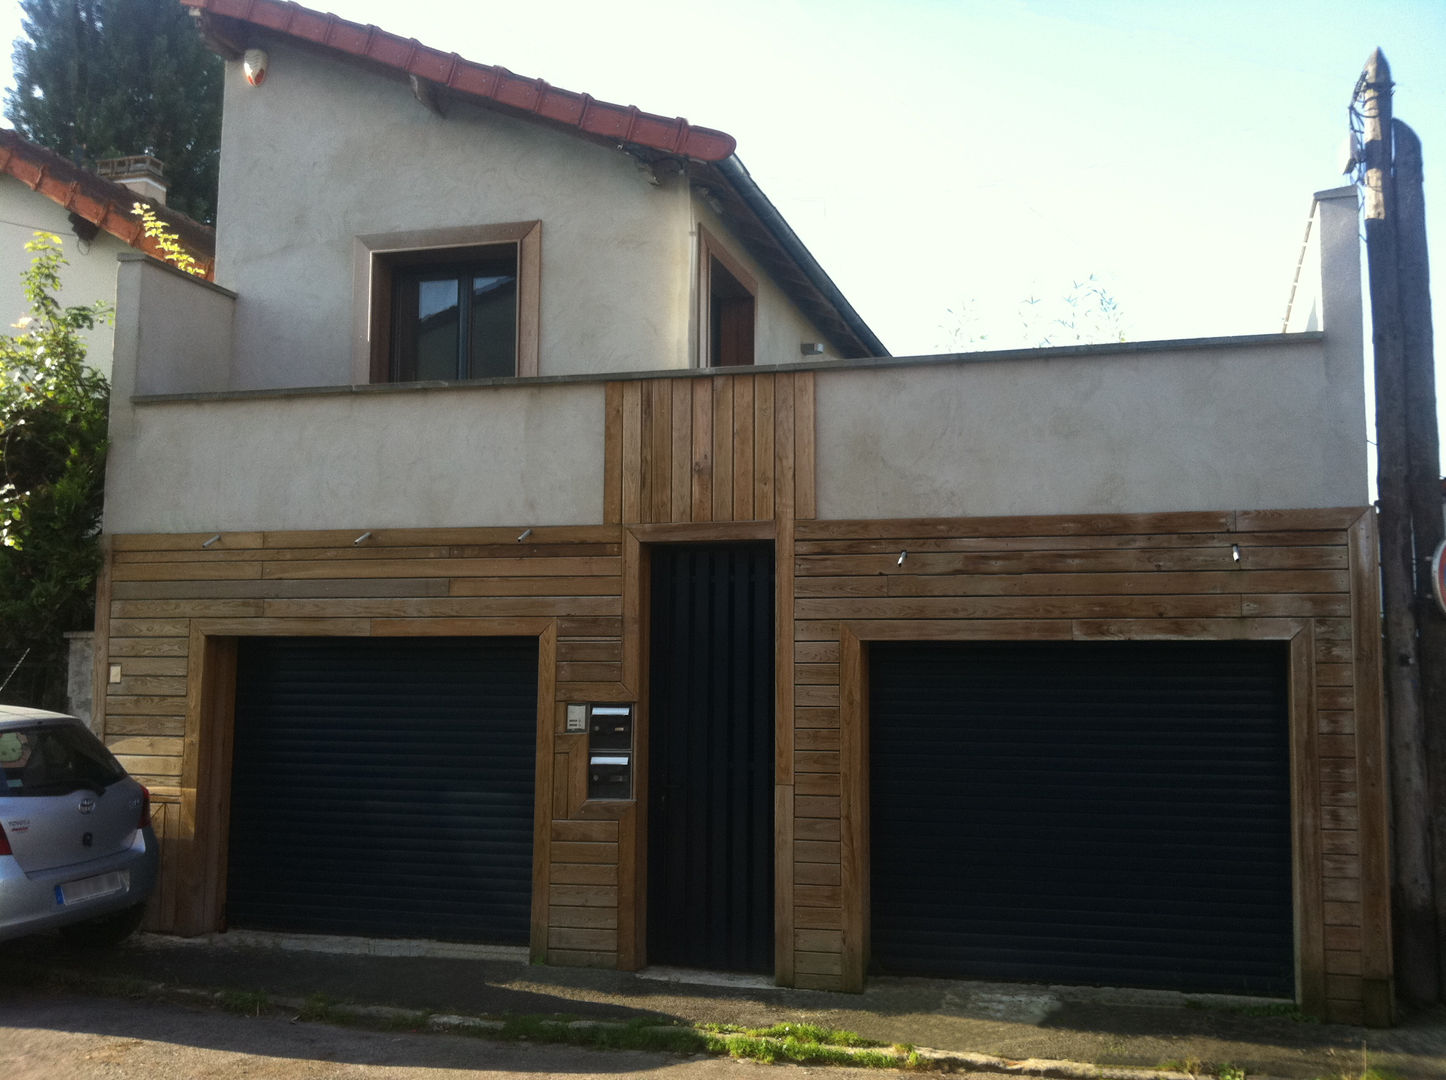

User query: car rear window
[0,723,126,795]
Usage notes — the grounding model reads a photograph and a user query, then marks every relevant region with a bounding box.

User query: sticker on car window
[0,732,23,762]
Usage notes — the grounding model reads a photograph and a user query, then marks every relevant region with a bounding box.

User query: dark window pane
[414,278,461,380]
[469,272,517,378]
[1,723,125,795]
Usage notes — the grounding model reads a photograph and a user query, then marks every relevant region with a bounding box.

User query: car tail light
[0,821,10,856]
[138,785,152,829]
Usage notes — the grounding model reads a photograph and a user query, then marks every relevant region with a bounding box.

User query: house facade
[96,0,1389,1025]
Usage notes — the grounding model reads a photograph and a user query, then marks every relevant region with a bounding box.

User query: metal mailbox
[586,704,633,800]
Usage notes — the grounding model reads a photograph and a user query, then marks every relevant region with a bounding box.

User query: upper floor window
[698,226,756,368]
[355,222,540,383]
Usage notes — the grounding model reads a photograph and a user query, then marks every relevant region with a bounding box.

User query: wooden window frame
[697,225,757,369]
[353,221,541,384]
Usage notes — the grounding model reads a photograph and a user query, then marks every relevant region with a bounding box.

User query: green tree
[0,233,110,707]
[7,0,223,223]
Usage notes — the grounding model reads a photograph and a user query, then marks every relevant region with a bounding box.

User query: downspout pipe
[716,155,890,358]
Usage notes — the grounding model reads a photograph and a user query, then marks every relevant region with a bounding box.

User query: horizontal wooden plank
[795,841,841,863]
[263,557,621,580]
[794,862,841,886]
[111,675,186,697]
[549,842,618,865]
[797,596,1243,620]
[545,948,617,968]
[795,686,840,708]
[107,637,189,658]
[551,820,619,843]
[549,885,617,907]
[794,906,844,930]
[880,569,1349,597]
[795,774,841,796]
[112,599,264,619]
[1241,595,1351,617]
[111,532,265,552]
[794,950,845,976]
[110,754,181,776]
[258,597,620,618]
[449,577,624,597]
[558,663,623,682]
[112,578,451,601]
[104,735,183,757]
[794,885,843,907]
[557,641,623,663]
[794,929,843,953]
[108,619,190,638]
[548,905,618,929]
[795,708,840,729]
[795,511,1236,541]
[547,928,617,951]
[794,818,841,841]
[795,729,840,751]
[101,696,188,717]
[794,641,841,664]
[103,715,185,737]
[795,663,841,684]
[112,561,262,582]
[1073,617,1306,641]
[549,863,619,886]
[107,657,187,677]
[796,530,1346,556]
[1325,950,1363,976]
[794,751,840,773]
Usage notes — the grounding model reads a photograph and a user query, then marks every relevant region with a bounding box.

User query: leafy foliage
[132,201,206,276]
[7,0,223,223]
[0,234,110,706]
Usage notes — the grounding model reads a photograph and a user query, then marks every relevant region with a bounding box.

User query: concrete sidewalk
[11,931,1444,1079]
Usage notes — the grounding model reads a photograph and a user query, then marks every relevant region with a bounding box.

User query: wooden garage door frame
[837,618,1325,1010]
[180,617,557,950]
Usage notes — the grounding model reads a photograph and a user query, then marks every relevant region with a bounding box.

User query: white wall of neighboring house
[0,174,127,379]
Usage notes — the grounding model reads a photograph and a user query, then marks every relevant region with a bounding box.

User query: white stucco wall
[105,381,604,534]
[214,40,696,390]
[815,337,1365,518]
[0,176,129,379]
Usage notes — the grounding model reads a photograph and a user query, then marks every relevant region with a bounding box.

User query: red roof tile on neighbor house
[181,0,738,162]
[0,130,216,278]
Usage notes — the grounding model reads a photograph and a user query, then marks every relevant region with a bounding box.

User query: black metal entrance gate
[227,636,538,943]
[647,543,774,972]
[869,640,1294,995]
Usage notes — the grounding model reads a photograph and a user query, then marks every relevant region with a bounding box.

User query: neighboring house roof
[0,130,216,278]
[181,0,886,358]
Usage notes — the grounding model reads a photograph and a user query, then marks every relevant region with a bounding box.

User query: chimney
[95,155,168,206]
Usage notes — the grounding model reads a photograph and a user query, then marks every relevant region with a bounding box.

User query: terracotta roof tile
[0,130,215,278]
[182,0,737,161]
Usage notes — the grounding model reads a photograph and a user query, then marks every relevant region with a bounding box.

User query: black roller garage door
[227,636,537,943]
[869,640,1293,995]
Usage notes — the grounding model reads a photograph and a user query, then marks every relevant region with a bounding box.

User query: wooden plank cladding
[97,525,637,961]
[792,508,1388,1025]
[605,371,815,525]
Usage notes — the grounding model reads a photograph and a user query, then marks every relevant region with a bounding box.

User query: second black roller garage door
[227,636,537,943]
[869,640,1294,995]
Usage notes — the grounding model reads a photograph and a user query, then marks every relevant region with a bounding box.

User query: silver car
[0,706,158,944]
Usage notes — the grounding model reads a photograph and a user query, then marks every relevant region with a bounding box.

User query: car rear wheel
[57,903,147,947]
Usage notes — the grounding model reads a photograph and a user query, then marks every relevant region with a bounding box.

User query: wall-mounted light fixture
[800,343,825,356]
[1231,544,1242,563]
[201,534,221,549]
[897,550,908,567]
[353,532,372,546]
[517,528,533,542]
[243,48,269,87]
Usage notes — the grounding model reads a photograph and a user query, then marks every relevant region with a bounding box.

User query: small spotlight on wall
[517,528,533,542]
[353,532,372,546]
[1231,544,1242,563]
[800,342,825,356]
[897,550,908,567]
[201,534,221,549]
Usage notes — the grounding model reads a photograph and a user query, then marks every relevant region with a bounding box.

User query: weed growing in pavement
[217,989,270,1017]
[1217,1065,1246,1080]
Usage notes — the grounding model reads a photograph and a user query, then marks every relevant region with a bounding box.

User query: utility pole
[1358,48,1439,1004]
[1394,116,1446,995]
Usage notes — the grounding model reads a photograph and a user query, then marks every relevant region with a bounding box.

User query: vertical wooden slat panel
[603,383,623,525]
[649,379,672,524]
[531,621,558,963]
[622,529,642,694]
[838,626,866,991]
[638,379,655,525]
[1349,511,1393,1024]
[670,379,692,523]
[691,379,714,522]
[1291,624,1327,1016]
[91,536,115,737]
[754,376,775,521]
[775,374,796,523]
[733,376,755,521]
[621,382,642,525]
[775,782,795,985]
[616,802,639,969]
[794,372,816,520]
[713,376,734,522]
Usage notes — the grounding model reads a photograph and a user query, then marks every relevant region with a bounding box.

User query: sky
[2,0,1444,463]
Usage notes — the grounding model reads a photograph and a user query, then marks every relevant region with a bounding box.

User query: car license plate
[55,870,128,906]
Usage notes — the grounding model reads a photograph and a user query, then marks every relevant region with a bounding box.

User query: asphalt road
[1,991,942,1080]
